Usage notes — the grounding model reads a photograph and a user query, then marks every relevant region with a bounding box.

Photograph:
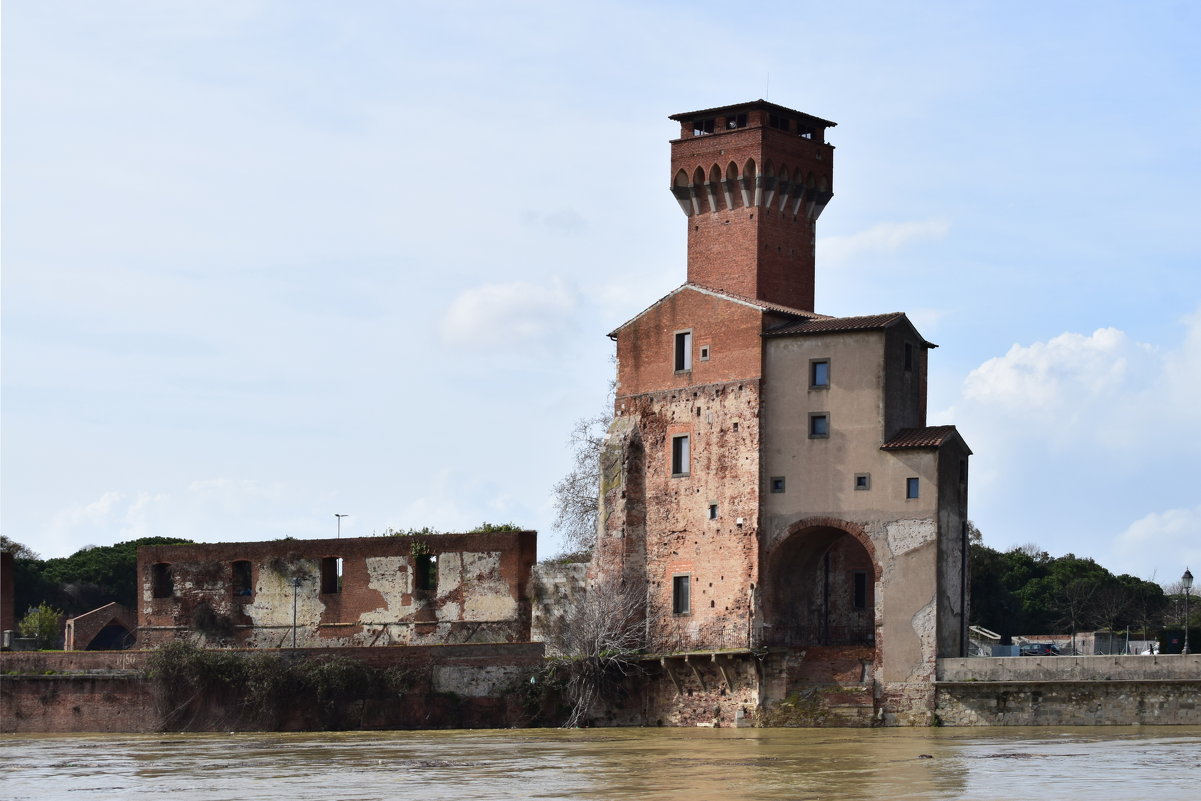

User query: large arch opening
[765,523,876,648]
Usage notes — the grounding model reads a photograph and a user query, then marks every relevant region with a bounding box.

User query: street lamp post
[1183,568,1193,656]
[335,513,348,538]
[292,576,302,649]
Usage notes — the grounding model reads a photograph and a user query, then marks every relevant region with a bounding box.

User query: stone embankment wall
[0,643,545,733]
[935,655,1201,726]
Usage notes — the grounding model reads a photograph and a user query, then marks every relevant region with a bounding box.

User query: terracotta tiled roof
[880,425,965,450]
[607,283,825,337]
[763,312,908,337]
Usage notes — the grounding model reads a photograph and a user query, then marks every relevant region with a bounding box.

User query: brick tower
[668,100,835,312]
[587,99,971,728]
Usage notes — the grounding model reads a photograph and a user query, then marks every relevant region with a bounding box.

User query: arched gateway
[763,519,878,651]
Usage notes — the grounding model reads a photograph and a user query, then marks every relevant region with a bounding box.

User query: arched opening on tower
[764,525,875,648]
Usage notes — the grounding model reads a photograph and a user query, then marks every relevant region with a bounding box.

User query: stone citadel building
[589,99,972,725]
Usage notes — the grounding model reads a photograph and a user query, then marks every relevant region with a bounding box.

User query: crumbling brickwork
[137,532,536,648]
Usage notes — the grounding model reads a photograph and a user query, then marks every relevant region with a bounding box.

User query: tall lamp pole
[335,513,348,539]
[1183,568,1193,656]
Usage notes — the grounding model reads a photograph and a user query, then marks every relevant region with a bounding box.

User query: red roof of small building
[881,425,970,452]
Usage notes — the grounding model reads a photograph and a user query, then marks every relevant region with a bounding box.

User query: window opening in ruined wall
[674,330,692,372]
[672,574,691,614]
[321,557,343,594]
[152,563,173,599]
[415,554,438,592]
[232,560,253,596]
[671,434,690,476]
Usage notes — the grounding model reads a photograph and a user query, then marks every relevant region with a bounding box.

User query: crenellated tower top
[669,100,836,312]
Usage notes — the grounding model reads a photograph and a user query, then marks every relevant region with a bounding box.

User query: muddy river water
[3,726,1199,801]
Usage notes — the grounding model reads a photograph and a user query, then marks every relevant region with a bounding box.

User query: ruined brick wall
[528,561,588,654]
[597,654,762,728]
[0,643,546,733]
[137,532,536,648]
[64,602,136,651]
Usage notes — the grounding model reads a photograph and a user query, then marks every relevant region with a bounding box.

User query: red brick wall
[615,287,765,399]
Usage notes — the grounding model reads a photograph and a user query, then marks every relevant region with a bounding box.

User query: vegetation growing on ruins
[146,640,413,730]
[538,577,649,727]
[17,602,65,648]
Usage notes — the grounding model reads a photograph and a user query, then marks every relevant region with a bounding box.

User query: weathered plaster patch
[433,664,523,697]
[244,560,325,645]
[886,519,936,558]
[907,600,937,682]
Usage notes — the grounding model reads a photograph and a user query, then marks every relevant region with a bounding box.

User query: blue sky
[3,1,1198,586]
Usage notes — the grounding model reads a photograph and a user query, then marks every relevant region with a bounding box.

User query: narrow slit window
[708,504,718,520]
[321,557,343,594]
[232,560,253,596]
[152,563,173,599]
[906,477,920,499]
[671,434,691,476]
[853,571,868,609]
[904,342,914,371]
[674,331,693,371]
[672,575,691,614]
[415,554,438,592]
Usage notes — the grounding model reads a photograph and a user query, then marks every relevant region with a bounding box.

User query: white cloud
[440,278,577,350]
[818,218,950,264]
[1112,505,1201,581]
[963,327,1137,413]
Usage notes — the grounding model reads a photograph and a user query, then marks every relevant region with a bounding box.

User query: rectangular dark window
[904,342,914,371]
[674,330,692,371]
[671,434,690,476]
[768,113,790,131]
[770,476,786,493]
[809,413,829,438]
[414,554,438,592]
[708,504,718,520]
[854,473,870,491]
[692,118,715,136]
[725,113,747,129]
[320,557,343,594]
[810,359,830,388]
[906,477,920,499]
[672,575,691,615]
[152,563,173,599]
[699,345,710,361]
[232,560,253,597]
[853,571,868,609]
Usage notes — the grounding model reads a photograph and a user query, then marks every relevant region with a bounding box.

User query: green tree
[18,602,64,648]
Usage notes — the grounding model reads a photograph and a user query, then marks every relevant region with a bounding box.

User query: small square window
[699,345,710,361]
[708,504,718,520]
[854,473,871,491]
[671,434,691,476]
[906,477,920,499]
[674,330,693,372]
[810,359,830,388]
[770,476,786,493]
[672,574,691,614]
[809,413,829,438]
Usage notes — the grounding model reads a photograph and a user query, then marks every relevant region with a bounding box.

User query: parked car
[1019,642,1060,656]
